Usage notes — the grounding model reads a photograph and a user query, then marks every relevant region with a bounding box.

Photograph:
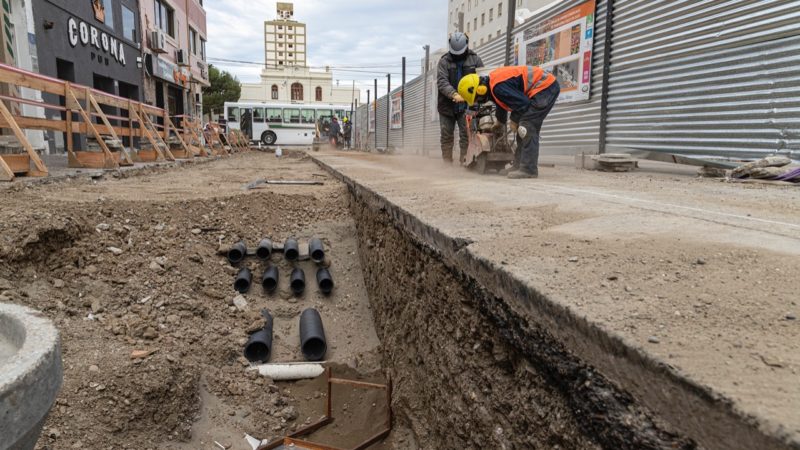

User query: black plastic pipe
[243,309,273,363]
[256,239,273,260]
[284,238,299,261]
[228,241,247,264]
[316,268,334,295]
[261,265,279,293]
[234,268,252,293]
[308,238,325,263]
[290,268,306,295]
[299,308,327,361]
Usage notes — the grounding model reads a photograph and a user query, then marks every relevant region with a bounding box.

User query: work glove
[452,93,466,103]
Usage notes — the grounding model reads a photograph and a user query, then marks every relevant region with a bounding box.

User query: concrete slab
[0,303,62,450]
[311,150,800,450]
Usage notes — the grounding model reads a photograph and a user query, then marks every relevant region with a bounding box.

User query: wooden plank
[139,105,175,161]
[0,115,68,132]
[67,86,118,169]
[0,99,47,175]
[0,154,28,173]
[87,92,133,165]
[130,106,166,161]
[0,66,66,96]
[0,154,15,181]
[165,115,192,159]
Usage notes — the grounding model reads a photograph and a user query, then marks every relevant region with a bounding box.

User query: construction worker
[458,66,560,178]
[343,117,352,149]
[330,116,341,147]
[437,32,483,163]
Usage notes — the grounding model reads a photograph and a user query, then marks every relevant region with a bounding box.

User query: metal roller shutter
[606,0,800,161]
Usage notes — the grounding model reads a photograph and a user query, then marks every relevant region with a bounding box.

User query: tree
[202,65,241,117]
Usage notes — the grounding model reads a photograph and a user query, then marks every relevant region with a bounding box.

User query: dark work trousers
[439,112,469,162]
[516,82,561,174]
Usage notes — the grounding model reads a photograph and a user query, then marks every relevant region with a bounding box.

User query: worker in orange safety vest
[458,66,560,179]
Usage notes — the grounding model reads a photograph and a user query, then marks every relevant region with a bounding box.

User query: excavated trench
[341,173,700,449]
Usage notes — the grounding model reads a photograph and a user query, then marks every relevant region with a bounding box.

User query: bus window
[336,110,346,120]
[253,108,265,123]
[227,107,240,123]
[267,108,282,123]
[317,109,332,121]
[283,108,301,124]
[301,109,315,124]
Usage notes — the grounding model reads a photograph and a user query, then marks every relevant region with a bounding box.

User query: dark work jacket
[437,50,484,117]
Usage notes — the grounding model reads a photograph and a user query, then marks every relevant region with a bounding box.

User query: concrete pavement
[312,149,800,450]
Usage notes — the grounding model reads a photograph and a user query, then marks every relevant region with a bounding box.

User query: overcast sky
[205,0,448,100]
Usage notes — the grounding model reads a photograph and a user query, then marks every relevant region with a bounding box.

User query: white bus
[224,102,351,146]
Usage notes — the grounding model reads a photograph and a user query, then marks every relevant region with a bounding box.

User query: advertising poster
[390,90,403,129]
[515,0,596,103]
[369,101,376,132]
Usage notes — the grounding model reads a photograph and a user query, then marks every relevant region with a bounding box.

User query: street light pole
[422,44,430,156]
[386,73,391,151]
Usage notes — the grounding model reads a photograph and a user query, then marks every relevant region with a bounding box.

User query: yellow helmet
[457,73,487,106]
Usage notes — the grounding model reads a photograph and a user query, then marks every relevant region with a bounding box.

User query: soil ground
[0,151,410,449]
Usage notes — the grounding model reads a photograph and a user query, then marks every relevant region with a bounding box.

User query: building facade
[239,65,355,105]
[241,2,355,106]
[448,0,553,48]
[0,0,46,150]
[264,2,306,68]
[31,0,144,152]
[140,0,209,121]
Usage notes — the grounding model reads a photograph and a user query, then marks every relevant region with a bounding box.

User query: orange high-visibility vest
[489,66,556,112]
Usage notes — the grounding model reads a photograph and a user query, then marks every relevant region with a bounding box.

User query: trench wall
[347,189,697,449]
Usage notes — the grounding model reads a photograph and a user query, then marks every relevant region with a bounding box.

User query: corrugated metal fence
[354,0,800,162]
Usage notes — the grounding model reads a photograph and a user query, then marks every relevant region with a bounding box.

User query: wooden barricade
[0,62,210,181]
[180,116,209,157]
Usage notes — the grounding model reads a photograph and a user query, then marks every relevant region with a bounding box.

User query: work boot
[507,169,538,179]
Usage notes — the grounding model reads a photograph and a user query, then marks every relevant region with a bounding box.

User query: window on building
[189,28,198,54]
[267,108,282,123]
[288,26,293,31]
[278,25,283,30]
[315,86,322,101]
[283,108,301,123]
[102,0,114,29]
[201,38,206,60]
[489,8,493,21]
[122,5,137,42]
[291,83,303,101]
[497,30,501,37]
[289,44,293,48]
[473,18,477,30]
[498,2,502,16]
[289,53,293,57]
[278,34,283,39]
[301,109,315,123]
[253,108,265,123]
[279,52,283,56]
[271,85,278,100]
[154,0,175,37]
[481,13,485,25]
[467,22,470,33]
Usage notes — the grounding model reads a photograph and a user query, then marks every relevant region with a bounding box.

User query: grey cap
[448,32,469,56]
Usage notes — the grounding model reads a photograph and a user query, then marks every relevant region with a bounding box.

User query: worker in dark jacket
[437,32,483,163]
[329,116,341,147]
[458,66,560,178]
